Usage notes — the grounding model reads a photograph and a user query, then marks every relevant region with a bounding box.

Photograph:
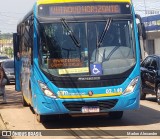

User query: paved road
[0,85,160,139]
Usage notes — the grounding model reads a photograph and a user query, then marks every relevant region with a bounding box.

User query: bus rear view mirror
[141,23,146,40]
[136,14,146,40]
[137,23,146,40]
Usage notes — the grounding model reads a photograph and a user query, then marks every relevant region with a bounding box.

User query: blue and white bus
[13,0,146,122]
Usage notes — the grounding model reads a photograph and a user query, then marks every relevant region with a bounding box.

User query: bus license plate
[81,106,100,113]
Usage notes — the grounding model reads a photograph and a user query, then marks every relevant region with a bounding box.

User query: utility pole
[144,0,147,17]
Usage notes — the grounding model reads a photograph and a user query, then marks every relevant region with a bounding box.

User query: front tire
[156,84,160,105]
[22,95,29,107]
[108,111,123,119]
[36,114,47,123]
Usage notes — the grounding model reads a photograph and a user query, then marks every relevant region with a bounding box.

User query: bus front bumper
[34,87,140,115]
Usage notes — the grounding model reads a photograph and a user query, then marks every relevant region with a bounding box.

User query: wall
[154,38,160,55]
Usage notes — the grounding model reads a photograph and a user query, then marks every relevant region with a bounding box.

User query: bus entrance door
[13,33,21,91]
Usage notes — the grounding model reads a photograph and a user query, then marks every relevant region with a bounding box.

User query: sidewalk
[0,113,6,130]
[0,85,22,109]
[0,114,12,139]
[0,85,21,139]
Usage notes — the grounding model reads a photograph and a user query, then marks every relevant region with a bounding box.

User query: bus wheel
[156,84,160,105]
[36,114,46,123]
[22,95,29,107]
[108,111,123,119]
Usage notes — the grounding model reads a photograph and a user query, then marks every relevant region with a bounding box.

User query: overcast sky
[0,0,36,33]
[0,0,160,33]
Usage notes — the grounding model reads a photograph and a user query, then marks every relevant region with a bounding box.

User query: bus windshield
[39,18,136,77]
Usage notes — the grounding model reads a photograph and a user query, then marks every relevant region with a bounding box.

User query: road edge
[0,114,12,139]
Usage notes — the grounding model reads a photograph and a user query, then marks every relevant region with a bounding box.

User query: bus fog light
[38,81,57,98]
[123,77,139,95]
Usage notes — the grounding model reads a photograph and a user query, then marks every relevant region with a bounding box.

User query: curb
[0,114,12,139]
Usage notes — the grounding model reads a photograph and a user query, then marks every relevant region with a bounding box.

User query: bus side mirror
[138,23,146,40]
[13,33,20,61]
[136,14,146,40]
[141,23,146,40]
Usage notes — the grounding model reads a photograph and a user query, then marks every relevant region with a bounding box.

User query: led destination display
[49,5,120,15]
[38,3,131,17]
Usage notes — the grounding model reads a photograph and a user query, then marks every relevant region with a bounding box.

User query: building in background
[142,14,160,57]
[133,0,160,17]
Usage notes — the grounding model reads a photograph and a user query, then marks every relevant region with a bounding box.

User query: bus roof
[37,0,131,5]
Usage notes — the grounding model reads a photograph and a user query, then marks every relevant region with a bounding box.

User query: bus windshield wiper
[97,17,112,47]
[61,18,80,48]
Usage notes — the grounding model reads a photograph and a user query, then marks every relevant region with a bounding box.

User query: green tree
[4,47,13,58]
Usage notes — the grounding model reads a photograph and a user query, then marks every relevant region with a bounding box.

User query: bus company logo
[57,91,68,96]
[88,91,93,96]
[57,91,85,96]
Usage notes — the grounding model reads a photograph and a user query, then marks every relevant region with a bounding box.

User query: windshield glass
[39,19,136,77]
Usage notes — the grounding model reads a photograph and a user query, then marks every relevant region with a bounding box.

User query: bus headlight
[38,81,57,98]
[123,77,139,95]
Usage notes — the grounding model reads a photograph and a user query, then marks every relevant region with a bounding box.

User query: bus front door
[13,33,21,91]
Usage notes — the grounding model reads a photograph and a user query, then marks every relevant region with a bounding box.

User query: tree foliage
[0,33,13,40]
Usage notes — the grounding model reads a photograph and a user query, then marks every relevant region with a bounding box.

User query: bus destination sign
[49,5,120,15]
[38,3,131,17]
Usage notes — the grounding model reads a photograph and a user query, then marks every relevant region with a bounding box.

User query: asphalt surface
[0,85,160,139]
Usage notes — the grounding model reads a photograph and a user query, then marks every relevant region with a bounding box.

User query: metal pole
[144,0,147,17]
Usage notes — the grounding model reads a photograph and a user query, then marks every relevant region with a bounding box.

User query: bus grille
[52,78,125,88]
[62,99,118,112]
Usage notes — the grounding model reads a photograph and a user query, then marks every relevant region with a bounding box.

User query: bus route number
[106,88,122,94]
